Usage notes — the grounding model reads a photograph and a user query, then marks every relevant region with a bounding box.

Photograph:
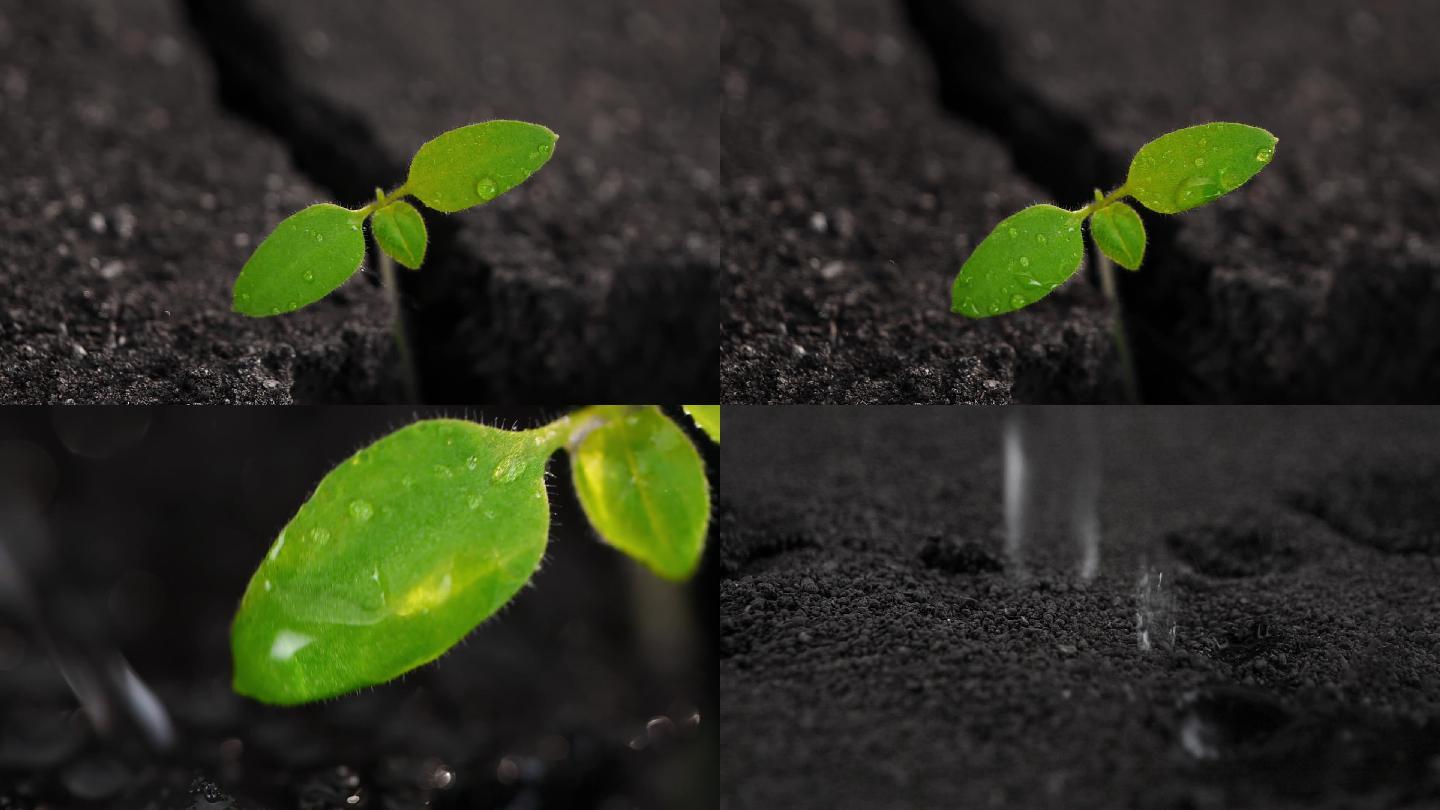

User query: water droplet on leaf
[476,177,498,200]
[466,455,479,471]
[1255,148,1273,163]
[1175,175,1223,209]
[1019,256,1030,267]
[1009,293,1025,309]
[302,270,315,282]
[349,499,374,521]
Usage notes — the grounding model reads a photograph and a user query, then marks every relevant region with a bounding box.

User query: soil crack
[177,0,481,401]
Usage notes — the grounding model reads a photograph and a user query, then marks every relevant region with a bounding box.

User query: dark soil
[2,0,717,403]
[720,406,1440,808]
[0,407,717,808]
[720,0,1440,403]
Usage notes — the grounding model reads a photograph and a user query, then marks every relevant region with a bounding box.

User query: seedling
[231,405,719,705]
[950,123,1277,397]
[232,120,556,397]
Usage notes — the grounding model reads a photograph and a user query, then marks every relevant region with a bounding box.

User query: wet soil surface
[720,406,1440,808]
[721,0,1440,403]
[0,408,717,808]
[2,0,717,403]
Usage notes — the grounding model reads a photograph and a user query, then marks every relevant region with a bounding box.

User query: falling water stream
[1002,409,1175,650]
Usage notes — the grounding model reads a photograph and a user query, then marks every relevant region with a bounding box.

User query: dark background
[721,0,1440,403]
[0,0,717,404]
[721,406,1440,808]
[0,406,718,808]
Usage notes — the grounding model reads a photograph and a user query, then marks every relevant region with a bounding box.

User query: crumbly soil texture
[0,408,717,808]
[720,0,1440,403]
[721,406,1440,809]
[0,0,717,403]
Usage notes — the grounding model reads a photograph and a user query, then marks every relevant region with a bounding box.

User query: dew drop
[1008,227,1018,238]
[466,455,479,471]
[1019,256,1030,268]
[315,233,325,243]
[467,494,483,511]
[308,527,331,546]
[269,306,280,315]
[476,177,498,200]
[1219,168,1244,191]
[239,293,251,303]
[287,301,297,310]
[302,270,315,283]
[1255,147,1273,163]
[1174,175,1223,209]
[1035,234,1047,245]
[491,454,524,483]
[349,499,374,521]
[1193,157,1205,167]
[987,302,1000,315]
[1009,293,1026,309]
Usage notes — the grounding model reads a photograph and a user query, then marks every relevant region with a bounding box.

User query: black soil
[2,0,717,403]
[721,407,1440,808]
[721,0,1440,403]
[0,407,717,808]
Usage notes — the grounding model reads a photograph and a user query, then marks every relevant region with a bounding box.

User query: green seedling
[232,120,555,399]
[231,405,718,705]
[233,120,556,316]
[950,122,1276,400]
[951,123,1276,319]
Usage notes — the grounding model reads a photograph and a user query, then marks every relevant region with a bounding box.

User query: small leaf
[569,407,710,581]
[1126,123,1277,214]
[1089,201,1146,271]
[370,200,428,270]
[951,204,1085,318]
[231,419,554,705]
[406,120,557,214]
[682,405,720,444]
[233,204,366,317]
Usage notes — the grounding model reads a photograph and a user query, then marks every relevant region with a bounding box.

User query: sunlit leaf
[231,419,553,705]
[406,120,557,214]
[569,407,710,580]
[682,405,720,444]
[232,204,366,317]
[1090,201,1146,271]
[1126,123,1277,214]
[951,204,1085,318]
[370,200,427,270]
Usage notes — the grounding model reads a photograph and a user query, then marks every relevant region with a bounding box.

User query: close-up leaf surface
[406,120,557,214]
[569,407,710,581]
[370,200,428,270]
[1126,122,1277,214]
[231,419,553,705]
[1090,202,1147,271]
[232,204,366,317]
[951,204,1085,319]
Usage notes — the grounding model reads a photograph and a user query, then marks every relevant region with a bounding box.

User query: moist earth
[720,406,1440,809]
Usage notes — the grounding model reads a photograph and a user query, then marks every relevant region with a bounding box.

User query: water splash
[1135,562,1176,651]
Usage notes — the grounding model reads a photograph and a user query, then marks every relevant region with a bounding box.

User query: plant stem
[534,405,646,453]
[376,240,421,402]
[1096,250,1140,403]
[1072,183,1131,219]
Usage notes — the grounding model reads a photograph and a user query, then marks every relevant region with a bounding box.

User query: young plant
[949,123,1277,319]
[232,120,556,317]
[231,405,719,705]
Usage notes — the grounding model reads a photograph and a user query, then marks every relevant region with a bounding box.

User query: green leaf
[370,200,427,270]
[951,204,1085,318]
[569,407,710,581]
[406,120,557,214]
[233,204,367,317]
[682,405,720,444]
[231,419,554,705]
[1089,201,1146,271]
[1126,123,1277,214]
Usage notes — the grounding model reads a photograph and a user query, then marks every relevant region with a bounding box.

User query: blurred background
[0,0,717,403]
[0,406,717,808]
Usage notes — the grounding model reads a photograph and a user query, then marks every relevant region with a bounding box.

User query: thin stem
[1096,250,1141,403]
[533,405,646,454]
[352,181,412,218]
[375,238,421,402]
[1071,183,1131,219]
